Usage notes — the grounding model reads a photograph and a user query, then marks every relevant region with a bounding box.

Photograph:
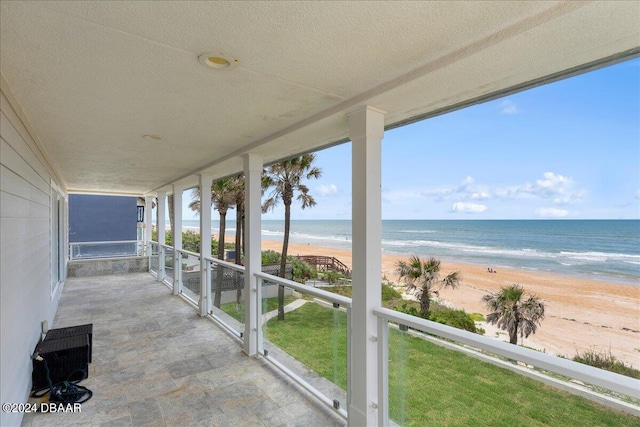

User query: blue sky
[184,58,639,221]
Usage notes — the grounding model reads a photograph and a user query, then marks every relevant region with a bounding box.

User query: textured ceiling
[1,1,638,195]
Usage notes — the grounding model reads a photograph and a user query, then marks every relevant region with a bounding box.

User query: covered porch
[21,272,344,427]
[1,2,639,426]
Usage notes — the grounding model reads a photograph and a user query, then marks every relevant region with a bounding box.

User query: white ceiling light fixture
[198,52,238,71]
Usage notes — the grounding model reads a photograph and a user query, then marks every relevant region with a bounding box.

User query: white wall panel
[0,138,49,195]
[0,93,59,183]
[0,89,63,427]
[0,164,49,207]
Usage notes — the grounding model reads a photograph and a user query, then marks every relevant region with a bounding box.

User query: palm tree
[168,194,174,244]
[482,284,545,345]
[231,176,245,310]
[262,153,322,320]
[189,177,239,308]
[396,255,461,318]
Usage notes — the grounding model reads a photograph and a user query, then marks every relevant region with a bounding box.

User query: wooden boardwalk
[294,255,351,276]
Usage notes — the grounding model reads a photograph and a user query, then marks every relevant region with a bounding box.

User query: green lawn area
[264,302,639,427]
[219,295,297,322]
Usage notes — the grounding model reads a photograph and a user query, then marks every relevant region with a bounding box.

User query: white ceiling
[1,1,638,195]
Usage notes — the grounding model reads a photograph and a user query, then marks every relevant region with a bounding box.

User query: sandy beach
[261,239,640,368]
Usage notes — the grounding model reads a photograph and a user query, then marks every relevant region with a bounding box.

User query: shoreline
[261,239,640,369]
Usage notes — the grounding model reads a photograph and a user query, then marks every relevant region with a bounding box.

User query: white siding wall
[0,87,66,427]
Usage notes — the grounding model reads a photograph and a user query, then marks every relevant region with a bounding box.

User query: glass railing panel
[210,260,245,335]
[377,309,640,427]
[149,242,159,275]
[181,254,201,303]
[387,323,411,427]
[260,279,348,412]
[70,240,141,260]
[163,247,174,283]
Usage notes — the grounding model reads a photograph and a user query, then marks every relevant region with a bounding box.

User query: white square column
[144,196,154,248]
[348,106,385,427]
[172,185,185,296]
[243,154,263,356]
[199,175,213,316]
[157,191,166,245]
[157,191,166,282]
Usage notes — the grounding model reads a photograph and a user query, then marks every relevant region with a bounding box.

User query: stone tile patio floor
[22,273,346,427]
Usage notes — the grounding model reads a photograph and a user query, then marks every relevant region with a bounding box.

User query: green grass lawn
[219,295,297,322]
[264,302,640,427]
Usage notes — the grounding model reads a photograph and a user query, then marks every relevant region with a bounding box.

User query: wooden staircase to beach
[294,255,351,277]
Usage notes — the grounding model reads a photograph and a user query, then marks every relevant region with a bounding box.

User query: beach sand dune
[262,239,640,368]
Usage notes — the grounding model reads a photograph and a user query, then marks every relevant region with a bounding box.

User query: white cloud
[451,202,487,213]
[317,184,338,196]
[493,172,584,205]
[459,176,475,189]
[471,191,490,200]
[536,208,569,218]
[500,100,519,115]
[420,176,491,202]
[533,172,584,204]
[420,188,452,201]
[636,190,640,200]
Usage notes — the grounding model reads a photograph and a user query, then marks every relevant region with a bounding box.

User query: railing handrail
[373,306,640,399]
[175,248,201,258]
[70,240,141,245]
[204,255,246,273]
[255,271,352,308]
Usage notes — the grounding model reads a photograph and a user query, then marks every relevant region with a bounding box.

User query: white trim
[50,178,66,300]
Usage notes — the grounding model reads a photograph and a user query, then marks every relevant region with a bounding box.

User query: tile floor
[22,273,346,427]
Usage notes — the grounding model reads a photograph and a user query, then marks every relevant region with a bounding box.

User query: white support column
[157,191,166,282]
[157,191,166,245]
[348,106,385,427]
[144,196,154,251]
[199,175,213,316]
[172,185,184,296]
[243,154,263,356]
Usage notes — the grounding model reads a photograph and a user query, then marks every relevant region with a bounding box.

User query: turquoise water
[180,219,640,285]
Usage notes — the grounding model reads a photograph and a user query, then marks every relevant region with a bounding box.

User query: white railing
[255,271,351,421]
[145,243,639,424]
[373,306,640,424]
[175,248,200,304]
[204,255,246,338]
[69,240,144,260]
[148,241,159,275]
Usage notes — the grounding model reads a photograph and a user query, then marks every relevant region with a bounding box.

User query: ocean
[178,219,640,286]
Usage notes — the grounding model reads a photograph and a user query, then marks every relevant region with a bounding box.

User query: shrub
[572,349,640,379]
[151,230,213,254]
[429,308,478,333]
[395,302,425,319]
[381,284,402,302]
[182,230,202,253]
[288,257,317,282]
[261,249,281,265]
[470,312,485,322]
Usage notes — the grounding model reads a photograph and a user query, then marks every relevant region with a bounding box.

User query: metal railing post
[256,276,263,355]
[158,245,166,282]
[174,251,182,295]
[377,315,389,427]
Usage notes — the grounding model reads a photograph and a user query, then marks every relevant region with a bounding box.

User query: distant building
[69,195,139,258]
